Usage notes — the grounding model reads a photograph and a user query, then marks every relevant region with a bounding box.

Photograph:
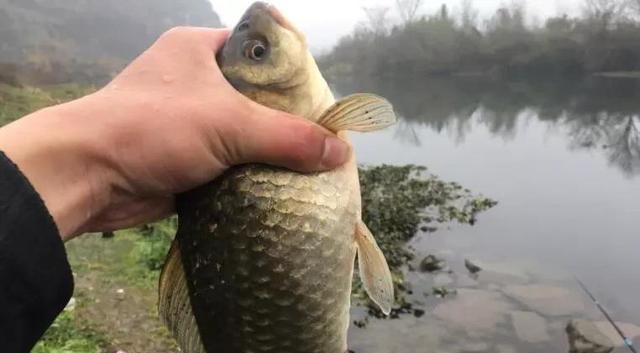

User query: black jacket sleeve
[0,151,74,352]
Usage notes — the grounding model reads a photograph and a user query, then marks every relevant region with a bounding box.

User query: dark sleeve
[0,151,74,353]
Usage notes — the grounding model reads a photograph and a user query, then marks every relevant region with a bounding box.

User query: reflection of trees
[567,115,640,176]
[330,75,640,177]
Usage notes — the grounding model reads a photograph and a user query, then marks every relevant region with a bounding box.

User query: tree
[628,0,640,18]
[583,0,629,27]
[395,0,423,24]
[362,6,390,35]
[459,0,479,31]
[439,4,449,20]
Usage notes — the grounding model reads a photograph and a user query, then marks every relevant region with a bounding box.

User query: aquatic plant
[359,164,496,270]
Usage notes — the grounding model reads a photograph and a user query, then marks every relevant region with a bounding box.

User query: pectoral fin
[317,94,396,133]
[355,220,394,315]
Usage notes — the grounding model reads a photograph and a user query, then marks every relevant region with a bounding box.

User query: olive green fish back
[169,164,359,353]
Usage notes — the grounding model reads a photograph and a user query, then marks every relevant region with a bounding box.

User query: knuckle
[160,26,193,41]
[290,124,324,168]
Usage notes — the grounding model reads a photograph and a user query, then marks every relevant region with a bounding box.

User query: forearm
[0,27,350,241]
[0,151,74,352]
[0,96,109,239]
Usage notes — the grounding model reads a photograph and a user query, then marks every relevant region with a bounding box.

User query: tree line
[0,0,220,85]
[320,0,640,79]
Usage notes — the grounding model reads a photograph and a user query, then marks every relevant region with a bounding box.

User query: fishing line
[575,277,637,353]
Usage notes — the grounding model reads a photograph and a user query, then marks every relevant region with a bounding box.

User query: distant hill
[0,0,221,84]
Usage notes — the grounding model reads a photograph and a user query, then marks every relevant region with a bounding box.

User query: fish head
[218,2,332,118]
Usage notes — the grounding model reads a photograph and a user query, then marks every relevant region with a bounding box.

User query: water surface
[335,76,640,352]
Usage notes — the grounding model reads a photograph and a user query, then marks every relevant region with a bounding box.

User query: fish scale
[174,164,359,353]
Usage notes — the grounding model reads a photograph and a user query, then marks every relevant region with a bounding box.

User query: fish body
[158,3,396,353]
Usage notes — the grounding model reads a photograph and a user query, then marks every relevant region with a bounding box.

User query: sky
[210,0,584,53]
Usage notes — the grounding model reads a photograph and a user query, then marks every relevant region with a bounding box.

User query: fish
[158,2,397,353]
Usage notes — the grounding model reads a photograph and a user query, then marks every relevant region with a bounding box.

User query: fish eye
[244,40,268,61]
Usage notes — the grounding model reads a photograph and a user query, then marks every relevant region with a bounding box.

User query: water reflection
[331,76,640,176]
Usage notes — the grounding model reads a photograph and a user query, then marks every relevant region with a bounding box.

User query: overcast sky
[211,0,584,52]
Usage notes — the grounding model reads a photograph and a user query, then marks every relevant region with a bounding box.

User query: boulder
[464,259,482,274]
[567,320,640,353]
[420,254,446,272]
[566,319,614,353]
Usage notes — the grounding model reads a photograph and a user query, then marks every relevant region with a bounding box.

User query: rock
[460,342,490,352]
[503,284,585,316]
[433,289,513,334]
[496,344,517,353]
[348,316,448,353]
[566,319,614,353]
[465,259,482,274]
[420,254,445,272]
[434,273,454,286]
[64,297,76,312]
[433,286,457,298]
[510,311,551,343]
[457,274,479,288]
[593,321,640,347]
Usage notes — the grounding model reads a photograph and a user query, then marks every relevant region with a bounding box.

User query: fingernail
[321,136,350,168]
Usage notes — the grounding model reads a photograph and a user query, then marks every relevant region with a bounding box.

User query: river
[333,75,640,352]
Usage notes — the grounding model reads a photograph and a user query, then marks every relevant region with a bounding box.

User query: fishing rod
[575,277,637,353]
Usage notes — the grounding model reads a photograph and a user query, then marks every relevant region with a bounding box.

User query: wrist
[0,96,112,239]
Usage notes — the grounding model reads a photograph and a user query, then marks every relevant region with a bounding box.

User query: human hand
[0,27,350,240]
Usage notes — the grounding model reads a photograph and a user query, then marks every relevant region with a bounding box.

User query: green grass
[32,310,105,353]
[0,84,93,126]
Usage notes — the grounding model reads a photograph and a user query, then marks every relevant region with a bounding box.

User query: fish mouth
[233,1,300,38]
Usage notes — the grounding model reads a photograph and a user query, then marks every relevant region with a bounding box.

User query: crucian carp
[158,2,397,352]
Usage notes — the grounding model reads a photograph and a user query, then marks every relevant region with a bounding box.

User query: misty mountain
[0,0,221,83]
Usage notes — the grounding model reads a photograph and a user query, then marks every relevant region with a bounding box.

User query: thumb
[219,100,351,173]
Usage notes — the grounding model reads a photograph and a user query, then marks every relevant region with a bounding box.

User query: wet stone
[459,341,490,352]
[433,273,454,286]
[496,344,517,353]
[348,316,448,353]
[510,311,551,343]
[433,286,457,298]
[457,274,479,288]
[592,321,640,347]
[503,284,585,317]
[433,289,513,335]
[464,259,482,274]
[566,319,614,353]
[420,255,446,273]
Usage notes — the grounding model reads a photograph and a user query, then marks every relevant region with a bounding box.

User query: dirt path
[66,234,178,353]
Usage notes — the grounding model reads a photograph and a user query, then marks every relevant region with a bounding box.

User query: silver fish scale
[176,164,359,353]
